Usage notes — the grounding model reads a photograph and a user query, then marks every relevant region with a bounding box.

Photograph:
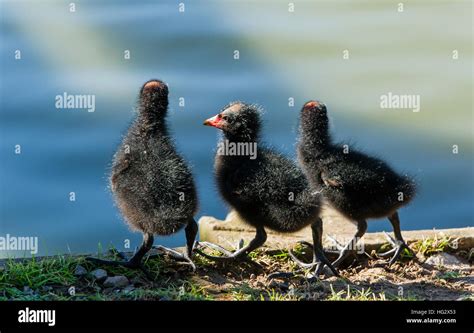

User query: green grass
[0,255,86,300]
[0,250,167,301]
[121,281,212,301]
[230,283,300,301]
[261,289,300,301]
[0,252,213,301]
[377,234,459,259]
[268,250,290,260]
[411,235,459,256]
[327,284,420,301]
[436,271,461,281]
[248,250,259,260]
[292,243,311,257]
[100,256,165,280]
[328,284,386,301]
[191,253,215,267]
[269,243,311,261]
[230,283,262,301]
[0,255,78,290]
[377,244,414,259]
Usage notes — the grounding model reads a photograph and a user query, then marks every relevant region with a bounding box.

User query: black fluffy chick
[198,102,338,277]
[87,80,198,271]
[297,100,416,267]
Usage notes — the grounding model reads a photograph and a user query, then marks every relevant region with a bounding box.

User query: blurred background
[0,0,472,258]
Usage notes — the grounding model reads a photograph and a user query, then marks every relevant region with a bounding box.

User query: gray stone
[424,253,464,268]
[90,268,108,282]
[103,275,129,288]
[23,286,34,295]
[74,265,87,277]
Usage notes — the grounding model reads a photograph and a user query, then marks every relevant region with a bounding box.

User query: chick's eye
[222,115,228,121]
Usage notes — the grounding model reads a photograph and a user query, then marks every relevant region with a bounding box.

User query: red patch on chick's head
[144,81,162,90]
[303,100,326,114]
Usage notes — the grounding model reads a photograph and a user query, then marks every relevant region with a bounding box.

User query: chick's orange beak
[203,114,223,129]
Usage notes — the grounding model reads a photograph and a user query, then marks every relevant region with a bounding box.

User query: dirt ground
[1,244,472,301]
[187,247,473,301]
[5,216,470,301]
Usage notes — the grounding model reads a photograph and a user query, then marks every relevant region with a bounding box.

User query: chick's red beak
[203,114,223,129]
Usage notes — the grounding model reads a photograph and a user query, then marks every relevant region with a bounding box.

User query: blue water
[1,0,472,258]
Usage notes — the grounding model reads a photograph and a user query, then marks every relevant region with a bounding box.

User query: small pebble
[23,286,34,295]
[424,253,464,268]
[90,268,108,282]
[103,275,129,288]
[74,265,87,277]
